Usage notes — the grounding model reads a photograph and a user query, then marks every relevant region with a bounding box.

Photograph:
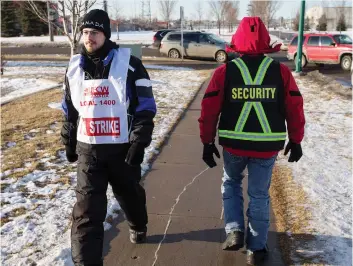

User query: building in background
[306,6,352,31]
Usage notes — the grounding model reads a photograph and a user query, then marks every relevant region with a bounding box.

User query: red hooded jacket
[198,17,305,158]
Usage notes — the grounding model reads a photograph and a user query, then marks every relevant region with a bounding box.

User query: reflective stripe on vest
[219,57,287,142]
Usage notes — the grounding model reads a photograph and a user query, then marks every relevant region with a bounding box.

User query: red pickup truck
[287,33,352,71]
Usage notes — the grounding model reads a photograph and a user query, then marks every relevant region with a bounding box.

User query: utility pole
[180,6,184,61]
[47,0,54,42]
[296,0,306,73]
[103,0,107,12]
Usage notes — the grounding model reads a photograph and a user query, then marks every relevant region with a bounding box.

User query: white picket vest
[66,48,131,144]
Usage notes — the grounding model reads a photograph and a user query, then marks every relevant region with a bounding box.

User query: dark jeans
[71,148,147,265]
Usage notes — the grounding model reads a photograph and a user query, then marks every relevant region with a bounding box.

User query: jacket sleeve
[128,56,156,147]
[198,64,226,144]
[280,63,305,144]
[60,72,79,153]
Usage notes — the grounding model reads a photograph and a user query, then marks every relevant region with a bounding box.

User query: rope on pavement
[151,167,210,266]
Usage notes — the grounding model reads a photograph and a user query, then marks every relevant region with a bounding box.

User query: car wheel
[168,49,180,59]
[216,50,227,63]
[295,54,307,68]
[340,55,352,71]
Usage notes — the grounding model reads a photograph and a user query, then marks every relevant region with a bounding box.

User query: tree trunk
[70,40,79,57]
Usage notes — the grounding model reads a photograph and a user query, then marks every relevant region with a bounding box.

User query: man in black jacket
[60,9,156,266]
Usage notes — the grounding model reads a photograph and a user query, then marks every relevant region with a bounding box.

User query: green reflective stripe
[219,130,287,141]
[254,57,273,85]
[233,59,252,85]
[234,102,252,132]
[253,102,271,133]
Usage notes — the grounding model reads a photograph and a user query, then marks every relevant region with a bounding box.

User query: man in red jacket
[198,17,305,265]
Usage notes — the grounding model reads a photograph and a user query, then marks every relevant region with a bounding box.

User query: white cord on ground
[151,167,209,266]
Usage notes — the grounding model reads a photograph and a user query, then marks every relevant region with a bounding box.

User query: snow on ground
[1,78,61,105]
[277,74,352,265]
[0,62,206,266]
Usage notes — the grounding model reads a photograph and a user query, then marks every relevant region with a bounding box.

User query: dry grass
[270,164,327,265]
[1,87,64,176]
[1,207,28,225]
[304,71,352,100]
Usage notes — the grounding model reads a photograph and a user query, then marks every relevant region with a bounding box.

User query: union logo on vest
[83,86,110,98]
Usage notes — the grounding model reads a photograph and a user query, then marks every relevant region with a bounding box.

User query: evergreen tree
[1,1,21,37]
[336,13,347,31]
[19,2,48,36]
[316,14,327,31]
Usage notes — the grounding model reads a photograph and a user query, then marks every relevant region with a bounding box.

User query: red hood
[226,17,281,54]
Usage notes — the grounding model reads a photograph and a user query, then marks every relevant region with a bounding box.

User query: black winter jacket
[61,40,156,156]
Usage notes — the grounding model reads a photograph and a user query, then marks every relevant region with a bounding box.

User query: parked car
[287,33,352,71]
[159,31,234,63]
[152,29,176,48]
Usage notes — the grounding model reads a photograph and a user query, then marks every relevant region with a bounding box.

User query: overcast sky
[96,0,352,21]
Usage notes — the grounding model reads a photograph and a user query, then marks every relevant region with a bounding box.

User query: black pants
[71,147,147,265]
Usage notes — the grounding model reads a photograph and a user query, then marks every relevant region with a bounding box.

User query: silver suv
[160,31,229,63]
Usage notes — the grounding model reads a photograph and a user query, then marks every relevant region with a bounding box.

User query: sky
[102,0,353,21]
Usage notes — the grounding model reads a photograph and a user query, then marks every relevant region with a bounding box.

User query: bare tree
[267,1,282,28]
[109,0,123,40]
[209,0,229,35]
[225,1,239,33]
[293,11,300,31]
[248,0,282,28]
[26,0,96,56]
[195,0,203,30]
[158,0,177,29]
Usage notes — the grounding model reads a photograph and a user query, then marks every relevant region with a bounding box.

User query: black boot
[129,229,147,244]
[222,231,244,251]
[246,245,269,265]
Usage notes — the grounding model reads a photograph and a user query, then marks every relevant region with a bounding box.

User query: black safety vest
[218,56,286,152]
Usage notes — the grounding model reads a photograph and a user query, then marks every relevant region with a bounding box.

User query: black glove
[202,143,220,168]
[284,141,302,162]
[65,146,78,163]
[125,143,145,166]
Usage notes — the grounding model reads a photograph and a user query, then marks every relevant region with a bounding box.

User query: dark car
[152,29,176,48]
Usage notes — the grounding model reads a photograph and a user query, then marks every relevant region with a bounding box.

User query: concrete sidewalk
[103,81,285,266]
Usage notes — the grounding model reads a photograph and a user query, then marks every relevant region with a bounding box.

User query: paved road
[2,46,351,85]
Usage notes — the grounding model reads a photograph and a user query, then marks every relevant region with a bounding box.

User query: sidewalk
[103,80,285,266]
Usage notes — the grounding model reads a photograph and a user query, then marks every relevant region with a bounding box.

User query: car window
[321,36,334,46]
[207,33,225,43]
[184,33,198,42]
[160,30,171,37]
[167,34,181,41]
[333,34,352,44]
[307,36,319,46]
[290,36,298,46]
[199,34,210,43]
